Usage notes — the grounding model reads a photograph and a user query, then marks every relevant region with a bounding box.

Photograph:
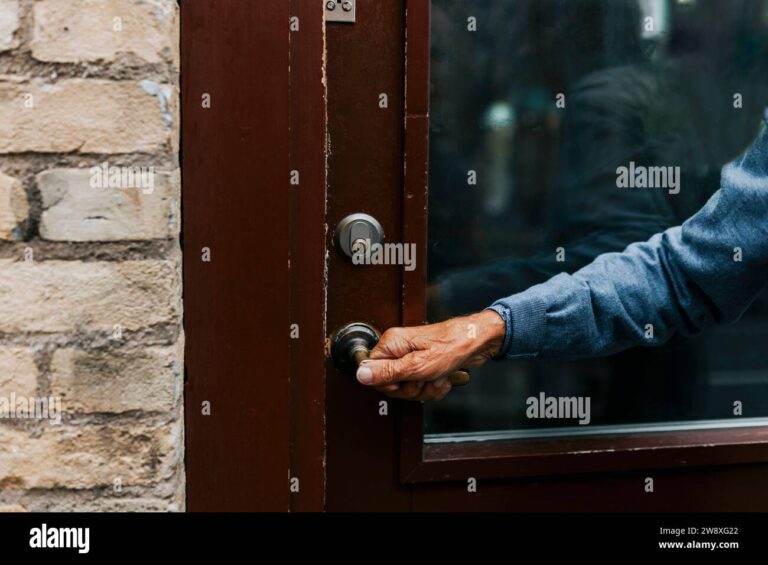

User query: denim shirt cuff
[486,292,547,360]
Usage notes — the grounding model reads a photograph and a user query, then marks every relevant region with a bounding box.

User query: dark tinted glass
[426,0,768,438]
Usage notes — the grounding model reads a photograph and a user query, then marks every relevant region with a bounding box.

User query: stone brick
[0,421,181,489]
[0,0,183,510]
[30,497,176,512]
[0,347,38,398]
[0,78,171,154]
[31,0,177,65]
[0,0,19,52]
[0,170,28,241]
[81,498,180,512]
[0,260,180,334]
[50,345,180,414]
[38,168,179,241]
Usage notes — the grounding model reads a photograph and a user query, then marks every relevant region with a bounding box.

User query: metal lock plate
[325,0,355,24]
[334,213,384,261]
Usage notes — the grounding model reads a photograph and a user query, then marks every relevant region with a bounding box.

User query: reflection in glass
[425,0,768,438]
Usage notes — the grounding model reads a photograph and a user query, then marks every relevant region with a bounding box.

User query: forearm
[489,120,768,360]
[488,229,712,360]
[436,222,674,316]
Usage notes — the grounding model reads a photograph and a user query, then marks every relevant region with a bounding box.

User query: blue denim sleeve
[488,117,768,360]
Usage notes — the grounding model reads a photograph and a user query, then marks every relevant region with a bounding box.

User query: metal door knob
[331,322,470,386]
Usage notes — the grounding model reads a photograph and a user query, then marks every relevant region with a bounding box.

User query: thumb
[357,355,418,386]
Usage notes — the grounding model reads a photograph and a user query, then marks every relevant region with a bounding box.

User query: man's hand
[356,310,506,401]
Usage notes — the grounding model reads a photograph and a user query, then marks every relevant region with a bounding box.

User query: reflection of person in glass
[432,0,768,314]
[430,0,768,422]
[357,112,768,401]
[356,0,768,402]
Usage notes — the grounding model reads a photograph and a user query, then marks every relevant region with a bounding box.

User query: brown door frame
[182,0,327,512]
[397,0,768,485]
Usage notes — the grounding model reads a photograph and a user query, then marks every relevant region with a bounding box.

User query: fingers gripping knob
[330,322,470,386]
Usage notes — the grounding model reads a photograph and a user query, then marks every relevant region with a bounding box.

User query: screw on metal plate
[325,0,355,23]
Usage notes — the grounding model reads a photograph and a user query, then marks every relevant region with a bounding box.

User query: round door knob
[331,323,379,376]
[330,322,470,386]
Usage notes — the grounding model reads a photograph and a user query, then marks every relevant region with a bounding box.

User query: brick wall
[0,0,183,511]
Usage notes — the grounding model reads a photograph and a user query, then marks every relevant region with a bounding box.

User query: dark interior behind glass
[425,0,768,438]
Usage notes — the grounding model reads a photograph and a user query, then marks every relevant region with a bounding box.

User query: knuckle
[424,384,441,402]
[381,362,399,384]
[382,327,404,343]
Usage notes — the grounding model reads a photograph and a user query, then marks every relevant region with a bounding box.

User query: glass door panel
[426,0,768,439]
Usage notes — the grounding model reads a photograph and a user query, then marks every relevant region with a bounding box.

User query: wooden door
[323,0,768,512]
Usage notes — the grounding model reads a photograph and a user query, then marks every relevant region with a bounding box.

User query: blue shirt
[488,113,768,361]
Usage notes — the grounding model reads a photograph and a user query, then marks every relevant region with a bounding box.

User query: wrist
[470,309,506,358]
